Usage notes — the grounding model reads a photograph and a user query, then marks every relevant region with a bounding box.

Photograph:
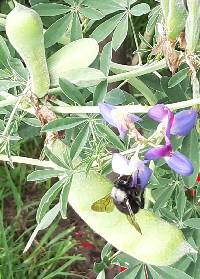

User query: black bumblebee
[91,174,145,234]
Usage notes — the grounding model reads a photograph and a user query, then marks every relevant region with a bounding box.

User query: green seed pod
[69,171,196,266]
[47,38,99,86]
[160,0,169,24]
[185,0,200,54]
[6,3,50,98]
[166,0,187,41]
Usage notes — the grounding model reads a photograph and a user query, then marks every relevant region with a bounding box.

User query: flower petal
[165,151,194,176]
[112,153,131,175]
[144,144,172,160]
[99,103,116,126]
[170,109,198,136]
[148,104,170,122]
[138,164,152,189]
[164,109,174,144]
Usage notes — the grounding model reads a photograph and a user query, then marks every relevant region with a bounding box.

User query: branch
[49,98,200,114]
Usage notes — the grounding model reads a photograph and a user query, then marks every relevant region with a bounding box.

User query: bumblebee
[91,174,144,234]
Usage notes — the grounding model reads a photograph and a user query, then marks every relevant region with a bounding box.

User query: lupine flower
[145,104,197,176]
[112,153,152,189]
[145,145,194,176]
[99,103,141,139]
[148,104,197,137]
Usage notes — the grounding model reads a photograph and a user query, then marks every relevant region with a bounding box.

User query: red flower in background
[196,175,200,182]
[118,266,128,273]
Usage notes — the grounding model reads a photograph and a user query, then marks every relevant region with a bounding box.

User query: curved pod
[47,38,99,86]
[69,171,196,266]
[6,4,50,98]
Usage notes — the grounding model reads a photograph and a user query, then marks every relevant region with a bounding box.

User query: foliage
[0,0,200,278]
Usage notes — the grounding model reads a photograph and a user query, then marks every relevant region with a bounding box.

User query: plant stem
[48,97,200,114]
[2,83,30,137]
[107,59,166,83]
[129,14,142,65]
[0,154,59,169]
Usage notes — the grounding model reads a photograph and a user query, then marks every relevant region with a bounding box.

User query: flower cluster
[99,103,197,189]
[145,104,197,176]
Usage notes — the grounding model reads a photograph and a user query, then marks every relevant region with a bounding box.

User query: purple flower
[148,104,197,137]
[145,104,196,176]
[112,153,152,189]
[99,103,141,139]
[144,143,194,176]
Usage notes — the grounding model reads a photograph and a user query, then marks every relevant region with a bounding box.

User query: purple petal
[99,103,116,127]
[164,109,174,144]
[165,151,194,176]
[171,109,198,136]
[148,104,170,122]
[112,153,131,175]
[138,164,152,189]
[144,144,172,160]
[127,113,141,123]
[115,122,128,139]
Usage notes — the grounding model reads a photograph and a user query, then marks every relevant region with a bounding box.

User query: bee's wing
[91,194,114,213]
[126,200,142,234]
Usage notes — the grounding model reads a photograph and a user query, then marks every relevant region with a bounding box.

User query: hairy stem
[48,97,200,114]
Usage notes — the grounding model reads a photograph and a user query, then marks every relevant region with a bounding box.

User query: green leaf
[168,68,189,88]
[36,179,65,223]
[23,203,60,253]
[154,266,193,279]
[70,13,83,41]
[42,117,86,132]
[44,146,68,169]
[161,77,187,102]
[44,14,72,48]
[85,0,125,14]
[32,3,70,16]
[60,177,72,218]
[93,80,108,105]
[0,80,21,91]
[0,35,11,68]
[27,169,66,182]
[130,3,150,16]
[128,77,157,105]
[153,185,175,211]
[91,13,124,42]
[60,68,106,88]
[59,78,85,105]
[184,218,200,230]
[112,15,128,50]
[100,42,112,76]
[80,7,104,20]
[193,254,200,279]
[97,124,125,151]
[104,88,126,105]
[182,129,199,187]
[70,124,90,160]
[177,189,186,219]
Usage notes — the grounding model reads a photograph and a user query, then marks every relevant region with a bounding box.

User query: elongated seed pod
[160,0,169,24]
[166,0,187,41]
[6,3,50,98]
[69,170,196,266]
[185,0,200,54]
[47,38,99,86]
